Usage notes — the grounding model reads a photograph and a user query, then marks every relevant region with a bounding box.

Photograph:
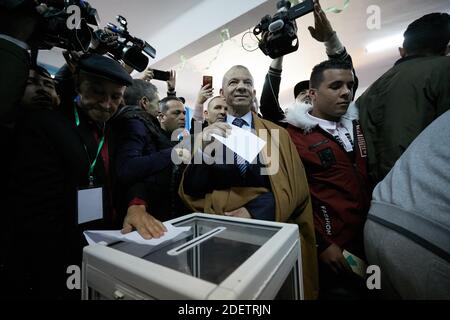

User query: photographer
[0,0,43,123]
[259,0,358,127]
[0,0,45,286]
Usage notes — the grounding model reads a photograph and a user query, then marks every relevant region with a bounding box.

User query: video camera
[94,15,156,72]
[39,0,99,51]
[0,0,100,51]
[253,0,314,59]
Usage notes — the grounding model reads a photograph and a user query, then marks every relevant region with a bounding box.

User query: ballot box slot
[167,227,226,256]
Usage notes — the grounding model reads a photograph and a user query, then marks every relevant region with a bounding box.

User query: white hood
[286,101,359,135]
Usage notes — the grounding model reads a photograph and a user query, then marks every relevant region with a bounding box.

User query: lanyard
[74,105,105,187]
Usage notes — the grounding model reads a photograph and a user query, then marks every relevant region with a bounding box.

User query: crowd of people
[0,0,449,300]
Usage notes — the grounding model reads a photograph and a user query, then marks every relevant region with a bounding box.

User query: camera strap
[30,48,38,68]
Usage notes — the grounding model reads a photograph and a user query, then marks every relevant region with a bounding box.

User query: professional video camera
[253,0,314,59]
[0,0,100,51]
[38,0,99,51]
[94,15,156,72]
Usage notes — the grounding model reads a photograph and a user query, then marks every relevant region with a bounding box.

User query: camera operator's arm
[309,0,359,96]
[259,56,287,126]
[53,51,83,108]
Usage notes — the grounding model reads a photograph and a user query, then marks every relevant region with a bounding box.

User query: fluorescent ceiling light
[365,33,404,53]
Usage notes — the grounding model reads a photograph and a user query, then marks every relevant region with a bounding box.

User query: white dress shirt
[227,111,253,131]
[306,112,354,152]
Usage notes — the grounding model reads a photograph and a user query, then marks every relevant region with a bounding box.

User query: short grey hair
[123,79,158,106]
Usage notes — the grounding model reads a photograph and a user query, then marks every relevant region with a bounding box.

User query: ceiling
[38,0,450,108]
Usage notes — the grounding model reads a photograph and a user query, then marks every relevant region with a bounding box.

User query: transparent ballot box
[82,213,303,300]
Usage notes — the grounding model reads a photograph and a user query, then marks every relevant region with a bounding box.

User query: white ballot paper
[212,124,266,163]
[84,222,191,246]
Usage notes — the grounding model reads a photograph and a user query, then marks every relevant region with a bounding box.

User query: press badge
[77,187,104,225]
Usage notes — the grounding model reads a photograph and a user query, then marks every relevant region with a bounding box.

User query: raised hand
[308,0,335,42]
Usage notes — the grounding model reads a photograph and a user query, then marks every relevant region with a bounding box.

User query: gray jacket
[368,110,450,262]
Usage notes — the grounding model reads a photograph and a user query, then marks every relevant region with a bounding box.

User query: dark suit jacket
[0,38,30,292]
[6,106,119,299]
[0,38,29,123]
[114,106,188,220]
[183,146,274,220]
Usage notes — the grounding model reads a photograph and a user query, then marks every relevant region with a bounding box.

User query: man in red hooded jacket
[286,59,371,299]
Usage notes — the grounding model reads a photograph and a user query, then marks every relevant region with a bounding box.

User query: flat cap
[293,80,310,99]
[78,54,133,86]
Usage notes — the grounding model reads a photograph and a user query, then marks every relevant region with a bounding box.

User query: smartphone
[203,75,213,88]
[152,69,171,81]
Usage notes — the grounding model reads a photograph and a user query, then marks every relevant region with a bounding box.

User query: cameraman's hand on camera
[167,70,177,92]
[62,50,83,74]
[122,205,167,239]
[141,68,154,81]
[308,0,334,42]
[90,28,119,55]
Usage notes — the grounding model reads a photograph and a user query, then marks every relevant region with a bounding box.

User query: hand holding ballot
[211,123,266,163]
[200,122,231,147]
[122,205,167,239]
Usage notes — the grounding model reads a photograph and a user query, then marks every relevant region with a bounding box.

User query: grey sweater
[368,110,450,262]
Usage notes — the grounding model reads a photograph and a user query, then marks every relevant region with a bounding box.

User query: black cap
[293,80,310,99]
[178,97,186,104]
[78,54,133,86]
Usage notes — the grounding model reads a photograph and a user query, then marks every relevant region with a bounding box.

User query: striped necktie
[232,118,249,176]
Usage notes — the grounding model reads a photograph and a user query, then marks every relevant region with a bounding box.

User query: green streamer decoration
[176,1,351,72]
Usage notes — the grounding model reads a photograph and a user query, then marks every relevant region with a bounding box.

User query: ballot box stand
[82,213,303,300]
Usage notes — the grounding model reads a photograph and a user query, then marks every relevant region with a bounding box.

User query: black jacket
[0,38,29,123]
[5,106,120,299]
[114,106,188,221]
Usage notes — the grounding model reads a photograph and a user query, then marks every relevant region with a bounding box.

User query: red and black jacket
[287,107,371,257]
